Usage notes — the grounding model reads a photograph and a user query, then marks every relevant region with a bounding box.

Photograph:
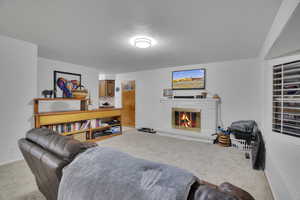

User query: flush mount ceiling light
[134,37,151,48]
[129,36,157,49]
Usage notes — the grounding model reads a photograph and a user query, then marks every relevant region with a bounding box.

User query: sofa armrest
[192,181,255,200]
[218,182,255,200]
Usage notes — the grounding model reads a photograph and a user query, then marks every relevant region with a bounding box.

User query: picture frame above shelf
[53,70,82,98]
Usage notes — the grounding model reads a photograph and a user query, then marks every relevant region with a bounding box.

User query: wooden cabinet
[99,80,107,97]
[99,80,115,97]
[106,80,115,97]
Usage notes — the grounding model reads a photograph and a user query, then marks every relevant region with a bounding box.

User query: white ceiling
[0,0,282,73]
[267,4,300,59]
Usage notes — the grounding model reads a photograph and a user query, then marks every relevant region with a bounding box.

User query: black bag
[229,120,256,133]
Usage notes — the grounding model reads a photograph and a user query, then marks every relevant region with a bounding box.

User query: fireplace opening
[172,108,201,132]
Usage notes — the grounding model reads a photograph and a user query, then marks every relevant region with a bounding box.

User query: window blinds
[273,61,300,137]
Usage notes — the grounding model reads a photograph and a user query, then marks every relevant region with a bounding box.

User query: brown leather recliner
[18,128,97,200]
[19,128,254,200]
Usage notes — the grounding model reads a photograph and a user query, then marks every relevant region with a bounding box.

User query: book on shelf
[43,122,84,134]
[91,119,96,129]
[44,118,120,136]
[90,119,103,128]
[80,120,91,130]
[75,123,80,130]
[61,125,65,133]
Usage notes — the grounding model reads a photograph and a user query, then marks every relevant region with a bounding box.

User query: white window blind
[273,61,300,137]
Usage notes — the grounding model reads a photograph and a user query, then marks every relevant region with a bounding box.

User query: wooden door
[121,80,135,127]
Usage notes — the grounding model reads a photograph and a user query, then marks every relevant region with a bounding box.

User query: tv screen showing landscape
[172,69,205,89]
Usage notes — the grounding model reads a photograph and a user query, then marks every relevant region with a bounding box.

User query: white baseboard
[0,158,23,167]
[264,169,278,200]
[157,131,214,144]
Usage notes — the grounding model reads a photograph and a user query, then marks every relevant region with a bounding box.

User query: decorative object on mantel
[195,95,202,99]
[213,94,220,99]
[53,71,82,98]
[41,90,53,98]
[195,91,207,99]
[163,88,173,98]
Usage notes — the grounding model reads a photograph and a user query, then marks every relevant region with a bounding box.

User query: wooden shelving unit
[88,133,122,142]
[34,98,87,114]
[34,98,122,142]
[61,129,90,136]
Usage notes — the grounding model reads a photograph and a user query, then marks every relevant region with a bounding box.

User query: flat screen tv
[172,69,205,90]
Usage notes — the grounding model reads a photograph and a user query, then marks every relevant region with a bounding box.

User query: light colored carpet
[0,130,273,200]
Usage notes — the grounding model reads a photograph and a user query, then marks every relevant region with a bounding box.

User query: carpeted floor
[0,130,273,200]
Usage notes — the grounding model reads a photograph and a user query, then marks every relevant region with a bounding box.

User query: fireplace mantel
[158,97,220,143]
[160,97,220,103]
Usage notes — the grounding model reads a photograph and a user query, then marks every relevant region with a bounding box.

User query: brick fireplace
[172,108,201,132]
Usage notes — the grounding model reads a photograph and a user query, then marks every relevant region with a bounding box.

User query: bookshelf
[34,98,122,142]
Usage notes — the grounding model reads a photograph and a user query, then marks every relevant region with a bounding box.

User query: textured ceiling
[0,0,282,73]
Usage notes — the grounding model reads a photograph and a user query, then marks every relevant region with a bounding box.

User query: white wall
[99,74,116,80]
[115,58,263,129]
[262,54,300,200]
[37,58,100,112]
[115,55,300,199]
[0,35,37,165]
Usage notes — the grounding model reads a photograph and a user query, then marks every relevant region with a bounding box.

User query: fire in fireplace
[172,108,201,132]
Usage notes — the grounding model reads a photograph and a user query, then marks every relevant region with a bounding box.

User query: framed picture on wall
[53,71,82,98]
[172,69,206,90]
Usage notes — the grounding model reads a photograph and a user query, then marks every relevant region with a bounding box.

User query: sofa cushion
[26,128,97,162]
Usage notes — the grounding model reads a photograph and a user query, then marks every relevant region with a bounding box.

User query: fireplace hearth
[172,108,201,132]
